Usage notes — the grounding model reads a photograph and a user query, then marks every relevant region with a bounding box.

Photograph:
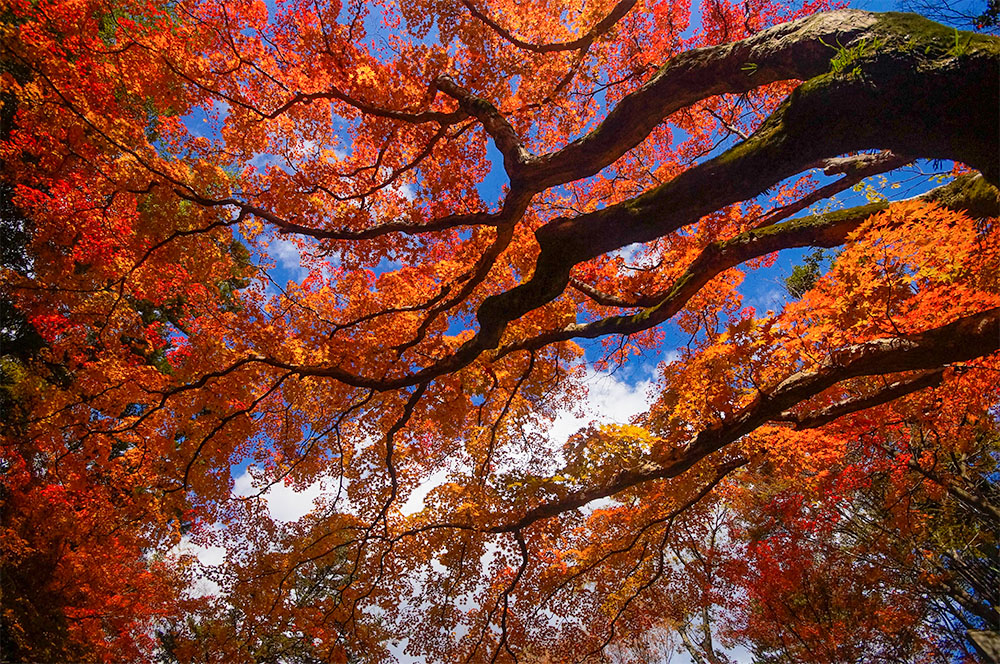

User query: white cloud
[169,536,226,598]
[168,469,342,600]
[610,241,653,268]
[249,151,280,171]
[232,467,336,522]
[400,467,449,516]
[266,236,304,272]
[548,364,656,445]
[746,285,785,315]
[300,139,347,161]
[264,235,338,288]
[399,365,657,518]
[393,182,417,201]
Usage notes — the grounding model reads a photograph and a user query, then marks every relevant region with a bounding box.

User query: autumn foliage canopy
[1,0,998,661]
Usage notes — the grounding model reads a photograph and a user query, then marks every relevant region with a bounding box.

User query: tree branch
[776,370,946,430]
[434,75,532,174]
[521,10,923,189]
[459,0,638,54]
[489,307,1000,532]
[495,175,997,356]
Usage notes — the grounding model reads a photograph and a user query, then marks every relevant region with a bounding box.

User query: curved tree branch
[519,10,998,189]
[495,174,998,355]
[459,0,639,54]
[489,306,1000,532]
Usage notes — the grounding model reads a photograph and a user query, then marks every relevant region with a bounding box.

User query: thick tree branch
[434,75,532,174]
[210,171,994,394]
[495,175,998,356]
[520,10,999,189]
[774,370,946,429]
[467,24,997,356]
[489,307,1000,532]
[753,150,912,228]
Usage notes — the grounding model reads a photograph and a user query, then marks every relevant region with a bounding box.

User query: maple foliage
[1,0,999,661]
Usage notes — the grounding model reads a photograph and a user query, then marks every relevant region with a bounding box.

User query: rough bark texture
[271,10,1000,389]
